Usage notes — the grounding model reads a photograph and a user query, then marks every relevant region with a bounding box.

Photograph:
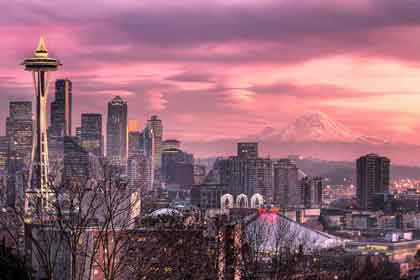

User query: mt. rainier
[268,111,386,144]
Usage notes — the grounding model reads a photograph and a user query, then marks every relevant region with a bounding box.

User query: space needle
[22,37,61,210]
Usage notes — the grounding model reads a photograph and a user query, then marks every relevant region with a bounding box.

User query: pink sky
[2,0,420,146]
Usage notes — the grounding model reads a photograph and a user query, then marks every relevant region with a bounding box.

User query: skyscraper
[141,126,154,159]
[6,141,25,207]
[140,126,155,189]
[106,96,128,166]
[50,79,72,137]
[356,154,390,210]
[301,176,323,209]
[218,143,273,200]
[147,115,163,170]
[22,37,61,209]
[273,159,300,208]
[81,113,103,158]
[6,101,33,164]
[127,153,151,193]
[128,131,143,158]
[161,148,194,185]
[63,136,89,187]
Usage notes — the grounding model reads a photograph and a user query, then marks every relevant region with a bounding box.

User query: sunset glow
[2,0,420,152]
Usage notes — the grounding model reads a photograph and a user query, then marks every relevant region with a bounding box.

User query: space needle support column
[33,70,50,198]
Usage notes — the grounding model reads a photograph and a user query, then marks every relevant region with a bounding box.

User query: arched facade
[236,194,249,208]
[250,193,264,208]
[220,193,264,209]
[221,194,234,209]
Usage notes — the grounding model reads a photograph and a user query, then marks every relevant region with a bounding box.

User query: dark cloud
[250,82,394,99]
[74,0,420,64]
[165,71,215,83]
[5,0,420,65]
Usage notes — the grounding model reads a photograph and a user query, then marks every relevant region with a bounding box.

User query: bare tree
[122,213,215,280]
[0,159,140,280]
[87,163,141,280]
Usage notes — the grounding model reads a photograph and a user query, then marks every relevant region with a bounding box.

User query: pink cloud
[2,0,420,155]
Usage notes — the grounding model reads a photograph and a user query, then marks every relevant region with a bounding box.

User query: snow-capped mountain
[270,111,386,144]
[185,111,420,164]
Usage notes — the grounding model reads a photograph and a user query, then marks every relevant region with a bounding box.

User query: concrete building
[49,79,72,138]
[106,96,128,166]
[63,136,89,187]
[302,176,323,208]
[273,159,300,208]
[6,141,25,207]
[218,156,273,200]
[161,148,193,186]
[127,153,151,193]
[357,154,390,210]
[6,101,33,165]
[81,113,103,158]
[128,131,143,158]
[147,115,163,170]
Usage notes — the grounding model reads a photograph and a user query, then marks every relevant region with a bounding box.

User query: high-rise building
[6,141,25,207]
[6,101,33,164]
[273,159,300,208]
[141,126,154,159]
[128,131,143,158]
[106,96,128,166]
[81,113,103,158]
[22,37,61,209]
[301,176,323,209]
[140,125,155,190]
[161,148,193,185]
[237,142,258,159]
[218,143,273,200]
[50,79,72,137]
[357,154,390,210]
[127,153,151,193]
[147,115,163,170]
[63,136,89,187]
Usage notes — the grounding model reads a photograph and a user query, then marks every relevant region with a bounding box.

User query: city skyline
[4,2,420,280]
[2,1,420,151]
